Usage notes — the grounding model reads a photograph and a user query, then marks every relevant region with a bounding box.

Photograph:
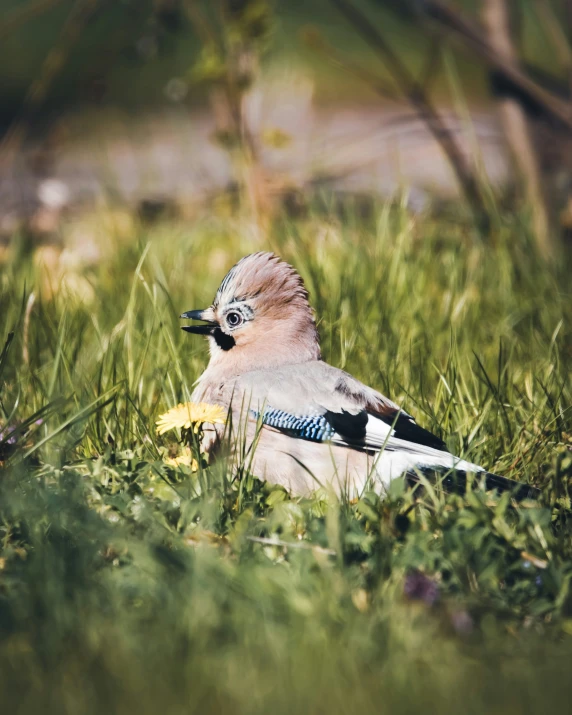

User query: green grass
[1,201,572,714]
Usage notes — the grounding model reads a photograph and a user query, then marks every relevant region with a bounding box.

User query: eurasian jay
[182,252,536,499]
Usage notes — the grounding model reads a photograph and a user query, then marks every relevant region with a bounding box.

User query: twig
[184,0,267,230]
[481,0,552,258]
[327,0,491,232]
[183,0,221,50]
[521,550,548,569]
[416,0,572,132]
[22,293,36,367]
[247,535,337,556]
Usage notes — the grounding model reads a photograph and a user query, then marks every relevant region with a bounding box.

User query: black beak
[180,309,218,335]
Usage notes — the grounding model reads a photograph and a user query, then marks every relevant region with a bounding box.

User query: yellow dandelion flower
[164,447,199,471]
[156,402,226,435]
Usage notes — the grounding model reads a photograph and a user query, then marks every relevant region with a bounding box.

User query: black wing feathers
[380,411,448,452]
[409,467,540,501]
[323,409,368,442]
[333,375,448,452]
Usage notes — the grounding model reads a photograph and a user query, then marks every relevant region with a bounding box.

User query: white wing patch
[329,412,394,450]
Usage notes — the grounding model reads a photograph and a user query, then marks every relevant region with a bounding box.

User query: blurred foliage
[0,0,493,122]
[2,0,569,123]
[0,201,572,711]
[189,0,273,86]
[187,0,274,158]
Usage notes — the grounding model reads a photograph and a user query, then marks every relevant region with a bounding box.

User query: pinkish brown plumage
[188,253,320,385]
[180,252,536,500]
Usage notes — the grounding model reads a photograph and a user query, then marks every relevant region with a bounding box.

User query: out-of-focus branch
[418,34,443,93]
[532,0,572,97]
[184,0,274,232]
[0,0,100,169]
[327,0,490,231]
[413,0,572,131]
[302,28,398,103]
[184,0,221,50]
[482,0,551,258]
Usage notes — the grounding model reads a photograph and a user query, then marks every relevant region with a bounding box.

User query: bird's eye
[226,311,243,328]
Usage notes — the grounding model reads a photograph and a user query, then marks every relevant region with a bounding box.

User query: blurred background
[2,0,572,260]
[3,5,572,714]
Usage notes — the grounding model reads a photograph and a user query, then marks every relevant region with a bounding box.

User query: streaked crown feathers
[214,252,312,317]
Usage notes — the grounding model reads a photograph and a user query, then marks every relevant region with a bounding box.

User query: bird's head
[181,252,320,372]
[181,252,321,373]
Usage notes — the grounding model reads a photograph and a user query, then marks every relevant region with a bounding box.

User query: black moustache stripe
[213,328,235,351]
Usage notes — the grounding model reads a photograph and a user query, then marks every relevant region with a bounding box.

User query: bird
[181,252,537,500]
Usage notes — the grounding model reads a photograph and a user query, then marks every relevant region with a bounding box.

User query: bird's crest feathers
[214,252,313,319]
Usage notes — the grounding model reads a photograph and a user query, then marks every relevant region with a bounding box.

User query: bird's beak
[180,309,218,335]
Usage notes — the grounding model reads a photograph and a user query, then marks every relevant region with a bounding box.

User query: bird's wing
[230,363,541,500]
[235,361,448,454]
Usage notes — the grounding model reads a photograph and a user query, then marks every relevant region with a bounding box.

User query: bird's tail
[408,467,540,502]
